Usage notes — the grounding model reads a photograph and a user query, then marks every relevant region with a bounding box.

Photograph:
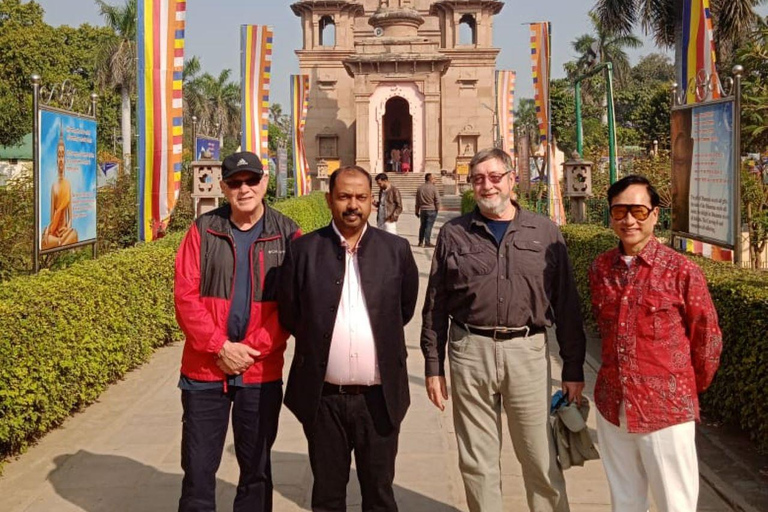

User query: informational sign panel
[195,136,220,161]
[38,108,97,254]
[671,99,735,248]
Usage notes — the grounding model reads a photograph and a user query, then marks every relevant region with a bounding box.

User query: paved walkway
[0,207,732,511]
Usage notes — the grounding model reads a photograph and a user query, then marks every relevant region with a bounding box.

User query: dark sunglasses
[609,204,654,221]
[468,170,512,186]
[224,175,262,189]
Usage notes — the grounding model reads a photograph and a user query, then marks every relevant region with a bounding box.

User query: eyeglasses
[609,204,654,221]
[224,176,262,189]
[469,171,512,186]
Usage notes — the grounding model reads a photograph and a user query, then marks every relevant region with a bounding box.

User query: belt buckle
[493,326,529,340]
[338,384,347,395]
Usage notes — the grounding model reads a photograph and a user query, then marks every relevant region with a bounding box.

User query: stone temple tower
[291,0,504,178]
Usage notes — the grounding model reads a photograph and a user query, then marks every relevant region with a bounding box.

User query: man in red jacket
[174,151,300,512]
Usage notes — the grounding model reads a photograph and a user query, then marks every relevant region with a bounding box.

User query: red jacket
[174,204,300,384]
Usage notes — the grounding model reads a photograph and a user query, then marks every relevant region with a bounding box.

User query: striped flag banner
[241,25,273,167]
[291,75,311,196]
[529,22,550,146]
[529,21,565,225]
[137,0,185,241]
[682,0,720,103]
[495,70,516,159]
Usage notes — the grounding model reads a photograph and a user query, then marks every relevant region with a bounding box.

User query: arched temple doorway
[369,83,425,174]
[382,97,412,172]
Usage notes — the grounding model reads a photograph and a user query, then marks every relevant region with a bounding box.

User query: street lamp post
[481,103,501,149]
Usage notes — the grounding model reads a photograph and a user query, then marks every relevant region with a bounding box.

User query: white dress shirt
[324,222,381,386]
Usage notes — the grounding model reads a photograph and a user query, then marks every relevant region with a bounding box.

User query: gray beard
[477,193,511,216]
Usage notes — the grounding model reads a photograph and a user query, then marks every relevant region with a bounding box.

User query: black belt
[322,382,380,395]
[454,320,544,341]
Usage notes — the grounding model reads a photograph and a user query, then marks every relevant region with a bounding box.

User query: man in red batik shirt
[589,175,722,512]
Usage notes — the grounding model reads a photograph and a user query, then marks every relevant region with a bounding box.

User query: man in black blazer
[278,166,419,511]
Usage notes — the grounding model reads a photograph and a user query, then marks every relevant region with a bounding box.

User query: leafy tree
[742,166,768,269]
[734,18,768,152]
[95,0,137,174]
[0,0,59,146]
[629,53,675,87]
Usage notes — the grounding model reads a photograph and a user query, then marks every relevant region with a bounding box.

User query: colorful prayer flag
[529,22,551,146]
[495,70,516,159]
[529,22,565,225]
[291,75,311,197]
[682,0,720,103]
[137,0,185,241]
[241,25,273,168]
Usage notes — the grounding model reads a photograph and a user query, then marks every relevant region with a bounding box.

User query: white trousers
[380,221,397,234]
[596,407,698,512]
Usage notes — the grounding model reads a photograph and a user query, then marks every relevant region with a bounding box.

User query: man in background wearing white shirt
[278,166,419,511]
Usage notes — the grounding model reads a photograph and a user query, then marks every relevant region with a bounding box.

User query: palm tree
[95,0,136,174]
[572,12,642,124]
[197,69,240,146]
[592,0,764,82]
[269,103,290,134]
[514,98,544,178]
[182,56,208,134]
[572,12,642,87]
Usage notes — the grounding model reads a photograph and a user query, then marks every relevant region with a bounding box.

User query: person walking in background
[421,148,586,512]
[415,172,440,247]
[390,147,401,173]
[174,151,301,512]
[401,145,411,173]
[373,173,403,235]
[278,166,419,511]
[589,175,722,512]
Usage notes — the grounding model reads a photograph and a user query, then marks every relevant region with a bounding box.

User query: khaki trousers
[448,324,569,512]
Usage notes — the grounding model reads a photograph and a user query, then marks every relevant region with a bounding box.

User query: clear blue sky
[34,0,767,110]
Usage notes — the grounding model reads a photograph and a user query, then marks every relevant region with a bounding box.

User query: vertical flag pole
[31,74,41,273]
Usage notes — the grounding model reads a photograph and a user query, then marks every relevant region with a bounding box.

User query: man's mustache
[343,209,362,217]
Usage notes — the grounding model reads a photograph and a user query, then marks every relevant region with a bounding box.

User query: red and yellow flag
[137,0,185,241]
[241,25,273,168]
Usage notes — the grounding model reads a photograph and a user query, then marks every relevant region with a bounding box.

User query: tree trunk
[121,87,131,175]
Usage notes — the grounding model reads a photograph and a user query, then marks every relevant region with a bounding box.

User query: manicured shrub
[561,224,768,451]
[272,190,331,232]
[461,189,476,214]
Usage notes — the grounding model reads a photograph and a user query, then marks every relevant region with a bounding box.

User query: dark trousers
[303,386,399,512]
[418,210,438,244]
[179,382,282,512]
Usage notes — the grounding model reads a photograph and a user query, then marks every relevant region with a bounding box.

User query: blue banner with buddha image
[38,108,97,253]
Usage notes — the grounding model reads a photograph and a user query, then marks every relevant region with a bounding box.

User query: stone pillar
[424,92,441,173]
[356,90,371,170]
[302,16,312,49]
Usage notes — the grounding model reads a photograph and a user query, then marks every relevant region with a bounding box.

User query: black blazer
[278,224,419,427]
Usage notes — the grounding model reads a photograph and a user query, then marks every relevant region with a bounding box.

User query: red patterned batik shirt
[588,237,722,433]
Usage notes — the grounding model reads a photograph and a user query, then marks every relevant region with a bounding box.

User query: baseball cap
[221,151,264,180]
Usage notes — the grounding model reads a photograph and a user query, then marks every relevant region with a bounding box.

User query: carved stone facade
[291,0,503,176]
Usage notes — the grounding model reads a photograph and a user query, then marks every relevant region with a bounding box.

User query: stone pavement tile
[393,481,466,511]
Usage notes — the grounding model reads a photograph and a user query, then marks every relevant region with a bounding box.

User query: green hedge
[561,224,768,451]
[0,192,330,461]
[272,190,331,232]
[0,233,183,458]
